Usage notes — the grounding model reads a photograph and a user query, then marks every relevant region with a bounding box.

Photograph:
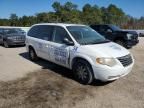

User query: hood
[80,42,130,58]
[7,33,26,37]
[126,30,137,35]
[115,30,127,34]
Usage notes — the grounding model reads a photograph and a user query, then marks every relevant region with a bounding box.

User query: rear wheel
[73,59,94,85]
[3,41,9,48]
[29,47,38,61]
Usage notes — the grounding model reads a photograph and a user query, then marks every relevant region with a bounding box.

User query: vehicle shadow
[0,45,25,48]
[19,52,112,86]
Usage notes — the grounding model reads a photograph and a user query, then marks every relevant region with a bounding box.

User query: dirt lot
[0,38,144,108]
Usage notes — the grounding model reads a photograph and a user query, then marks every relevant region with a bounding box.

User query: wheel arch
[27,45,38,54]
[28,45,34,51]
[71,55,94,70]
[71,55,95,84]
[3,37,7,41]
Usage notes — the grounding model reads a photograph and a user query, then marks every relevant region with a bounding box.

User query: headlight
[127,34,133,40]
[96,58,117,67]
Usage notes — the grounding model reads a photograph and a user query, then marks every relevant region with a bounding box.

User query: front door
[49,26,73,68]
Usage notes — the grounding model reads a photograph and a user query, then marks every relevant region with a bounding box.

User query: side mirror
[106,29,112,33]
[63,38,74,46]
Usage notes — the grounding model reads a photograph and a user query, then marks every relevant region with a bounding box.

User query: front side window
[99,26,109,32]
[91,25,100,31]
[67,26,109,45]
[53,26,71,44]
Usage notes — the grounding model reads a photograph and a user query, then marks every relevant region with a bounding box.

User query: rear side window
[28,25,54,41]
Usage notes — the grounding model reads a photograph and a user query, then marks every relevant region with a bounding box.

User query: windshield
[67,26,109,45]
[5,28,25,35]
[109,25,121,31]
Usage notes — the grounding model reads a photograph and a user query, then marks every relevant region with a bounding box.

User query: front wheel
[3,41,9,48]
[73,59,94,85]
[29,48,38,61]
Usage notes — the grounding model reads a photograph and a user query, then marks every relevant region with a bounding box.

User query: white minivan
[26,23,134,84]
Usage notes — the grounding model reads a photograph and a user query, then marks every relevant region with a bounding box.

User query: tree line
[0,1,144,29]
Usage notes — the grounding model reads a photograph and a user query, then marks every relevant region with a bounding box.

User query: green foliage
[9,13,18,26]
[0,2,143,29]
[82,4,103,25]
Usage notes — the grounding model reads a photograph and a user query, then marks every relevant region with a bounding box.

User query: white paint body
[26,23,134,81]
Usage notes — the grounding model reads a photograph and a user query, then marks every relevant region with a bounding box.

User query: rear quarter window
[28,25,54,41]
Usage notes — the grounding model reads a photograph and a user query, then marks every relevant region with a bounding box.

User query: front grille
[117,54,133,67]
[15,36,25,41]
[132,34,138,40]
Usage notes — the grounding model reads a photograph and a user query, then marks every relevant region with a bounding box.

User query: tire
[126,46,132,49]
[3,41,9,48]
[73,59,94,85]
[29,47,38,61]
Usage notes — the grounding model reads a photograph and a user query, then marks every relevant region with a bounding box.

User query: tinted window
[6,29,18,34]
[90,25,100,31]
[28,26,39,38]
[99,25,110,32]
[53,26,71,44]
[28,25,54,41]
[0,29,3,34]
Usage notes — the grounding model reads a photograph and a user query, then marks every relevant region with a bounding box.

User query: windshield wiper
[88,40,110,45]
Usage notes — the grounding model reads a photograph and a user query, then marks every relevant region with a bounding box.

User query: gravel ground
[0,37,143,108]
[0,46,41,81]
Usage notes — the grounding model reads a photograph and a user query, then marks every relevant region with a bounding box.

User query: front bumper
[126,39,139,47]
[92,62,134,81]
[7,39,25,46]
